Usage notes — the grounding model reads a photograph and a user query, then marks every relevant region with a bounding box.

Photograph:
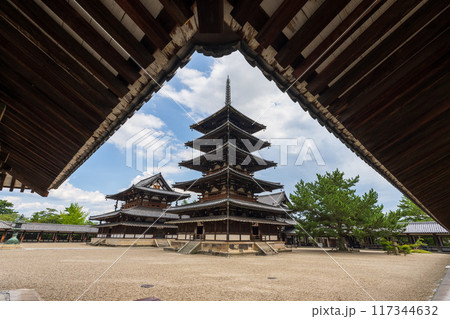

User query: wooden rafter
[2,167,48,196]
[42,0,140,84]
[306,0,421,94]
[0,60,95,143]
[0,172,5,191]
[319,1,449,106]
[0,21,110,125]
[276,0,351,68]
[75,0,155,68]
[0,151,9,168]
[159,0,193,26]
[0,1,119,109]
[293,0,382,79]
[7,0,129,97]
[329,15,449,119]
[0,104,5,122]
[230,0,262,26]
[197,0,224,33]
[114,0,171,49]
[255,0,307,48]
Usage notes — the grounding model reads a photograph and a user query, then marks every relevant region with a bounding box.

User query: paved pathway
[0,289,41,301]
[432,266,450,300]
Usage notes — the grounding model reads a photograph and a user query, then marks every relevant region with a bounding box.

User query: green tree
[395,196,433,222]
[382,209,407,237]
[0,199,20,222]
[290,169,397,251]
[60,203,90,225]
[29,208,62,224]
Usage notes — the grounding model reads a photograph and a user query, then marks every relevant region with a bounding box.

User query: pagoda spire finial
[225,76,231,106]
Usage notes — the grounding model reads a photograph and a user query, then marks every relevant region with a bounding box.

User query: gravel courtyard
[1,243,448,301]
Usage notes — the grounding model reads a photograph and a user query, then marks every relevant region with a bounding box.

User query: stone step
[255,242,277,255]
[155,239,170,248]
[178,241,200,254]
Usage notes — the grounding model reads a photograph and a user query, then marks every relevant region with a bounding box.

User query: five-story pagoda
[167,78,290,254]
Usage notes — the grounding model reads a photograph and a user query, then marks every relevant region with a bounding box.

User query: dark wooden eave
[185,120,271,151]
[106,173,189,202]
[179,142,277,172]
[190,104,266,134]
[173,167,282,193]
[0,0,448,230]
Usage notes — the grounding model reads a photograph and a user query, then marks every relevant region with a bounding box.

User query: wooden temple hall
[166,79,292,255]
[1,0,448,246]
[0,220,97,243]
[89,173,189,246]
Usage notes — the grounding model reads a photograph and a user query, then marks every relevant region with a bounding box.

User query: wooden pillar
[37,232,42,242]
[20,231,26,243]
[437,235,443,247]
[1,231,6,243]
[407,235,414,244]
[53,232,58,242]
[433,234,442,251]
[68,232,73,242]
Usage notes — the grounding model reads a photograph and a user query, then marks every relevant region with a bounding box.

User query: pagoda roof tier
[166,215,290,226]
[257,191,291,208]
[173,167,282,193]
[89,206,179,221]
[106,173,189,201]
[106,186,189,201]
[95,221,177,229]
[179,142,276,172]
[190,105,266,134]
[167,198,290,215]
[185,121,270,152]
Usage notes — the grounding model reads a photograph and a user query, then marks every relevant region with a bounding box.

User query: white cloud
[164,53,328,142]
[2,196,67,216]
[49,180,105,203]
[107,113,167,151]
[1,180,112,218]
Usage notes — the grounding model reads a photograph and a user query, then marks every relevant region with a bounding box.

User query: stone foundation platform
[89,238,291,255]
[170,240,291,255]
[89,238,158,247]
[0,244,22,250]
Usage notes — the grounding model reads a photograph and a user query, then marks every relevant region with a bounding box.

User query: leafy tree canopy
[60,203,91,225]
[1,201,94,225]
[0,199,20,222]
[289,169,402,251]
[0,199,16,214]
[395,196,433,222]
[29,208,62,224]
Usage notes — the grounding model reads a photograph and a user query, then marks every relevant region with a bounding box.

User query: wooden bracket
[0,151,9,169]
[0,104,5,122]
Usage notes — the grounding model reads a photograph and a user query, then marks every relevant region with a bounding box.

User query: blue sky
[2,52,403,217]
